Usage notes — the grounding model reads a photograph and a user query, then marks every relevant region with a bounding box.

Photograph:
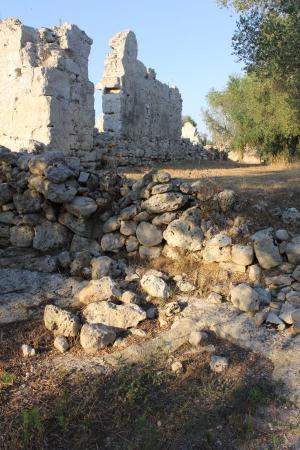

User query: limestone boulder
[91,256,113,279]
[202,246,231,263]
[230,283,260,312]
[10,225,34,248]
[153,172,171,183]
[101,232,125,252]
[141,192,187,214]
[151,183,174,195]
[252,228,282,269]
[58,212,92,238]
[231,244,254,266]
[43,180,78,204]
[139,246,162,259]
[286,237,300,264]
[83,301,146,329]
[75,277,121,304]
[70,235,101,256]
[33,220,71,251]
[0,183,14,206]
[126,236,139,252]
[54,336,70,353]
[206,233,232,248]
[163,213,204,252]
[152,212,177,226]
[13,190,42,213]
[66,196,97,218]
[44,305,81,337]
[282,208,300,225]
[102,216,121,233]
[136,221,162,247]
[80,323,116,353]
[292,266,300,282]
[119,204,138,220]
[120,220,137,236]
[140,272,170,299]
[217,189,236,212]
[191,179,216,201]
[44,163,74,183]
[28,152,65,175]
[291,309,300,332]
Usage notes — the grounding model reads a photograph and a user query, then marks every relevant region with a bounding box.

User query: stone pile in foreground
[1,146,300,402]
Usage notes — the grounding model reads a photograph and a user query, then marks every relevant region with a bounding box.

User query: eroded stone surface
[0,18,94,154]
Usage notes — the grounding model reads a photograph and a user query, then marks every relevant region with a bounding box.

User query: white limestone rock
[21,344,36,357]
[252,228,282,269]
[33,220,70,252]
[276,229,289,241]
[141,272,170,299]
[75,277,121,305]
[189,330,208,347]
[10,225,34,248]
[101,232,125,252]
[141,192,187,214]
[292,266,300,282]
[44,305,80,337]
[210,355,228,373]
[120,220,137,236]
[102,216,121,233]
[231,244,254,266]
[91,256,113,279]
[66,196,97,218]
[83,301,146,329]
[217,189,236,212]
[136,221,162,247]
[163,207,203,252]
[80,323,116,353]
[248,264,261,283]
[286,236,300,264]
[207,292,222,305]
[139,246,162,259]
[126,236,139,252]
[230,283,260,312]
[54,336,70,353]
[282,208,300,224]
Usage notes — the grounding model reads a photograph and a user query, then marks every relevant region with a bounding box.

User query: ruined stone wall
[96,30,182,142]
[0,18,95,155]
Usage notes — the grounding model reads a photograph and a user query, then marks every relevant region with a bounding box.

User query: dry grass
[1,319,299,450]
[123,159,300,193]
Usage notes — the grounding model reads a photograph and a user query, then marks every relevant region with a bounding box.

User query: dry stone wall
[0,18,95,155]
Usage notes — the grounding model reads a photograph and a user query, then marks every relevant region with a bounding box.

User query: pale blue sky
[1,0,243,134]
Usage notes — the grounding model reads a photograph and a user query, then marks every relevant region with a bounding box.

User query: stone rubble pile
[1,146,300,355]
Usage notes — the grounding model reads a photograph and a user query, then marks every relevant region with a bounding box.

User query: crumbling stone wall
[97,30,182,141]
[0,18,95,155]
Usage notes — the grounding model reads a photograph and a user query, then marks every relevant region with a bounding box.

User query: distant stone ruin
[97,30,182,141]
[0,19,213,167]
[0,18,95,155]
[94,30,206,166]
[182,121,202,145]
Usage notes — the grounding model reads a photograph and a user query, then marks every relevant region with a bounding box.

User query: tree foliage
[204,74,299,159]
[210,0,300,158]
[182,115,197,127]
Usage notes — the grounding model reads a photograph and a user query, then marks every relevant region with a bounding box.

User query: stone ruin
[1,145,300,402]
[0,18,213,167]
[0,18,95,156]
[94,30,206,166]
[182,121,202,145]
[97,30,182,142]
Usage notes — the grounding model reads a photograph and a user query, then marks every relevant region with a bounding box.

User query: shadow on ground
[1,320,299,450]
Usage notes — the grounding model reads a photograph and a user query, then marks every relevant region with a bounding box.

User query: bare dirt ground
[1,160,300,449]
